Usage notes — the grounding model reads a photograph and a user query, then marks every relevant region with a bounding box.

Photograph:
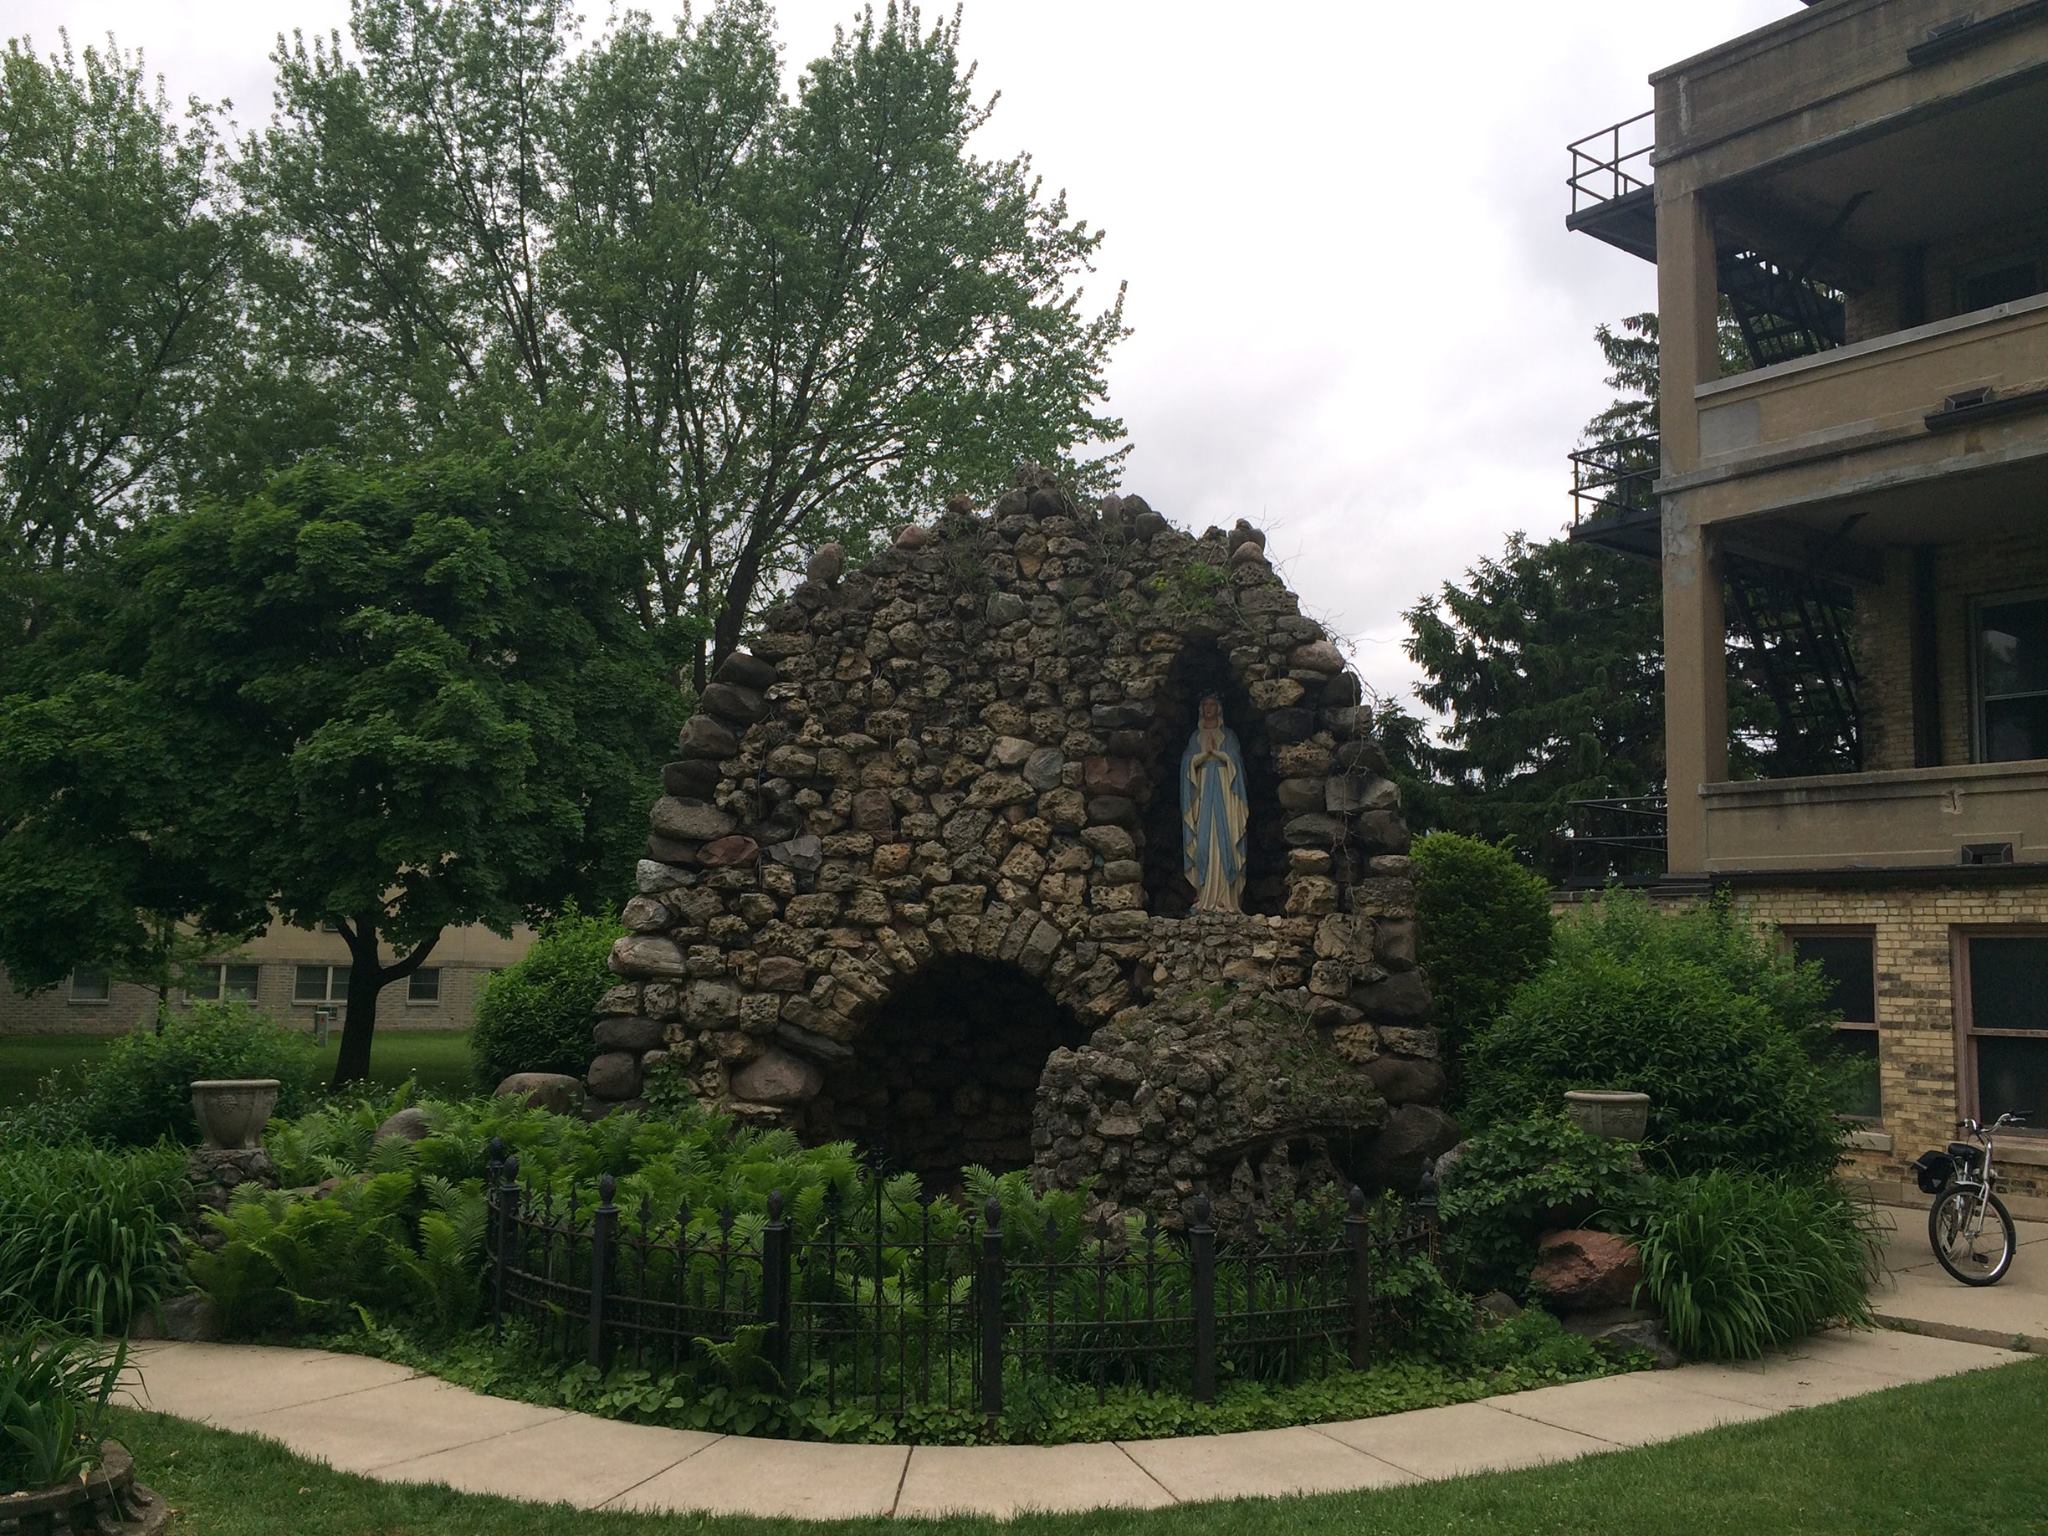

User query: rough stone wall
[593,467,1451,1217]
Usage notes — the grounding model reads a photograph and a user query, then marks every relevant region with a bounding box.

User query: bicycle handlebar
[1959,1113,2030,1135]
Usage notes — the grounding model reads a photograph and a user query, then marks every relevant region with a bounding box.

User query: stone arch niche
[801,954,1088,1189]
[1137,638,1288,917]
[593,467,1455,1219]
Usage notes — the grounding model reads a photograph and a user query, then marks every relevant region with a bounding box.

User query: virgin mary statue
[1181,694,1249,912]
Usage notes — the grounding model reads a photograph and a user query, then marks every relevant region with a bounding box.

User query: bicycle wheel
[1928,1186,2016,1286]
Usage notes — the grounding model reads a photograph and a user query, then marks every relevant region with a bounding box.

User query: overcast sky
[7,0,1794,711]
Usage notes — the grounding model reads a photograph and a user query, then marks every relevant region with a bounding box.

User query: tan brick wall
[1555,880,2048,1218]
[1848,534,2048,773]
[1732,881,2048,1216]
[1843,207,2048,342]
[0,920,535,1037]
[1854,547,1917,772]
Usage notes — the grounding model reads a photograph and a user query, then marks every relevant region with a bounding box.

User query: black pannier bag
[1913,1149,1956,1194]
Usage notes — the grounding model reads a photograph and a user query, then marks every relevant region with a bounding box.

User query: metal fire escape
[1563,109,1866,848]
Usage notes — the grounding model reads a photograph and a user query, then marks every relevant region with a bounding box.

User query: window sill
[1844,1128,1894,1153]
[1997,1138,2048,1168]
[66,999,110,1007]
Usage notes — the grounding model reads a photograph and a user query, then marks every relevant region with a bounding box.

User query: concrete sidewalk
[120,1329,2030,1521]
[1872,1202,2048,1353]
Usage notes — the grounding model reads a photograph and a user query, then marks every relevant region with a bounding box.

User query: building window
[1957,255,2042,314]
[407,968,441,1004]
[1972,593,2048,763]
[189,963,261,1003]
[1790,930,1880,1120]
[68,968,111,1004]
[293,964,351,1004]
[1960,932,2048,1131]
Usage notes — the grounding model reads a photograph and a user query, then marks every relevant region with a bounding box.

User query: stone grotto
[591,466,1455,1223]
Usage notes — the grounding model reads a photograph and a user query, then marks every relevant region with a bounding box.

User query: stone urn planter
[190,1078,280,1150]
[0,1442,168,1534]
[1564,1089,1650,1142]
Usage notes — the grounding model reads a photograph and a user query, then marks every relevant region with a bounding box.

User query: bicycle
[1912,1113,2027,1287]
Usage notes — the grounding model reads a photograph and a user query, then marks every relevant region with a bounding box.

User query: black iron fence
[483,1144,1439,1423]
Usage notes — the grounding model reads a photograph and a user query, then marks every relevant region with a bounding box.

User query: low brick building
[0,920,532,1037]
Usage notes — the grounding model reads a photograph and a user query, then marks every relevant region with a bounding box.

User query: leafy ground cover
[0,1028,474,1107]
[103,1356,2048,1534]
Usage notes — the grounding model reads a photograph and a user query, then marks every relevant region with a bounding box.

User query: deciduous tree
[247,0,1129,682]
[0,454,681,1084]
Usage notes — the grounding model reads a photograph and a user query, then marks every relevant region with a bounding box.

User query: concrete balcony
[1698,760,2048,874]
[1668,293,2048,530]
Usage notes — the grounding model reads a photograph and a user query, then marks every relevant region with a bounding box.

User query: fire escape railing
[1568,433,1660,527]
[1556,795,1669,887]
[1567,110,1655,215]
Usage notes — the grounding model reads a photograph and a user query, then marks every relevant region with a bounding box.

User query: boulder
[494,1072,586,1115]
[587,1050,643,1102]
[806,542,845,585]
[1365,1055,1447,1107]
[1560,1307,1681,1368]
[698,834,761,868]
[650,797,737,843]
[730,1048,824,1106]
[593,1015,664,1054]
[129,1292,220,1343]
[713,650,779,692]
[676,714,737,761]
[1357,1104,1459,1193]
[1529,1230,1644,1314]
[699,682,767,725]
[373,1107,433,1146]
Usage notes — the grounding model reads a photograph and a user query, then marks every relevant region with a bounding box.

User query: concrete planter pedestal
[190,1078,280,1150]
[1564,1089,1650,1142]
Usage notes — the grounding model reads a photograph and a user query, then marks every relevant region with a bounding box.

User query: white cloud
[8,0,1796,705]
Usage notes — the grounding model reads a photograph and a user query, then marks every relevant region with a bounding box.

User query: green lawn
[0,1028,476,1105]
[0,1034,110,1104]
[106,1356,2048,1535]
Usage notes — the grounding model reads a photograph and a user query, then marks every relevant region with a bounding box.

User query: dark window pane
[224,965,260,1000]
[408,968,440,1003]
[1976,1035,2048,1124]
[1970,937,2048,1032]
[1983,696,2048,763]
[1829,1030,1881,1119]
[1977,599,2048,699]
[70,969,110,1002]
[1962,261,2041,312]
[293,965,327,1002]
[1793,935,1876,1023]
[189,968,222,1001]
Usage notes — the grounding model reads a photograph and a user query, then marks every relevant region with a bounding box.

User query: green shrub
[0,1331,129,1493]
[1620,1170,1883,1360]
[0,1142,188,1333]
[469,904,622,1090]
[67,1001,322,1148]
[1436,1113,1645,1295]
[1463,892,1844,1181]
[1411,832,1554,1066]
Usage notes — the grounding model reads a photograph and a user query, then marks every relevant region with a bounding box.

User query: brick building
[0,920,533,1037]
[1567,0,2048,1215]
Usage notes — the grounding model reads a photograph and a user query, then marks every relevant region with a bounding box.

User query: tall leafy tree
[0,453,682,1083]
[1400,317,1667,868]
[0,36,246,635]
[1399,312,1798,877]
[246,0,1129,681]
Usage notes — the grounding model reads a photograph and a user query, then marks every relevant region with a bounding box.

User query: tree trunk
[331,914,384,1088]
[329,915,444,1089]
